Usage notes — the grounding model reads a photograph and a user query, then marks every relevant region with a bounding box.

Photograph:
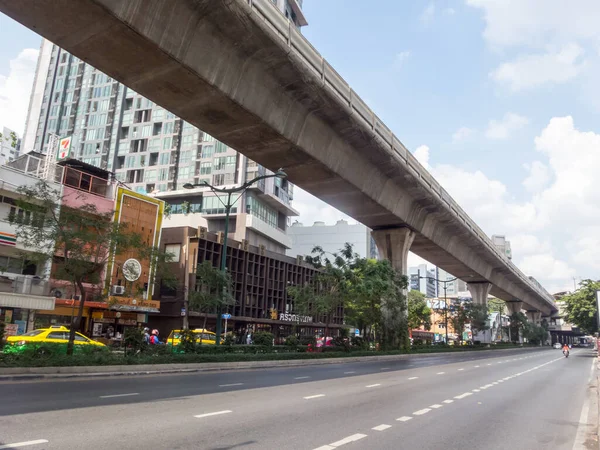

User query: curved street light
[183,168,287,344]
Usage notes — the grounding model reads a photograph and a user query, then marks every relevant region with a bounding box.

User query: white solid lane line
[408,377,419,380]
[195,410,233,418]
[294,376,310,380]
[99,393,139,399]
[372,424,392,431]
[413,408,431,416]
[304,394,326,400]
[0,441,49,449]
[330,434,368,447]
[396,416,413,422]
[366,384,381,388]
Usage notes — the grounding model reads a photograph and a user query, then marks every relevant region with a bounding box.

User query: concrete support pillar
[371,227,415,276]
[526,311,542,325]
[505,301,523,315]
[371,227,416,350]
[467,282,492,306]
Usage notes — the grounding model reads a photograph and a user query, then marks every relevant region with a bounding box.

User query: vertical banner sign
[57,136,72,160]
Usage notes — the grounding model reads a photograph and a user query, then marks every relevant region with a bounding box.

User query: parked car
[166,329,218,348]
[3,325,106,355]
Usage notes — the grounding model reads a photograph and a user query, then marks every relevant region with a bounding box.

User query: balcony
[0,275,55,311]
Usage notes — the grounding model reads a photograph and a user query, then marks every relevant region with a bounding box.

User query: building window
[200,162,211,175]
[163,137,172,150]
[159,152,170,165]
[201,145,214,158]
[165,244,181,262]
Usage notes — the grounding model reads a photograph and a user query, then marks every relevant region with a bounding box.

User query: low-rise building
[151,226,342,343]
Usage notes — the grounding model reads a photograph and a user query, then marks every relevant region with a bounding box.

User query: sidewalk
[0,347,547,381]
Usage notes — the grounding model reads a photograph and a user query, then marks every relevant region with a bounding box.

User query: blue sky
[1,1,599,293]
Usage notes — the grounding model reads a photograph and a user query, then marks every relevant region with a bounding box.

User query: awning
[0,293,55,310]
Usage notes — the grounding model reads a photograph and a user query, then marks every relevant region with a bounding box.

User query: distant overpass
[0,0,557,315]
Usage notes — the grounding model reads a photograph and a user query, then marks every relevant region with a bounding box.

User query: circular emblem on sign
[122,258,142,282]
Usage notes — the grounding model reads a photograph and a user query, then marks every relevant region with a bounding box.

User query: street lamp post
[417,271,457,344]
[183,168,287,345]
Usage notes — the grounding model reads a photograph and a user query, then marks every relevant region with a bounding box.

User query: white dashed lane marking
[454,392,473,399]
[99,393,139,399]
[294,376,310,380]
[194,410,232,418]
[396,416,413,422]
[304,394,326,400]
[0,441,49,449]
[366,384,381,388]
[413,408,431,416]
[372,424,392,431]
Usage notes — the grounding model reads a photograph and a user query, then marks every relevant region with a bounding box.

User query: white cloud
[420,3,436,24]
[522,161,551,193]
[452,126,474,142]
[445,8,456,15]
[394,51,411,69]
[423,116,600,292]
[0,48,38,135]
[490,44,586,91]
[485,113,529,140]
[413,145,430,169]
[466,0,600,49]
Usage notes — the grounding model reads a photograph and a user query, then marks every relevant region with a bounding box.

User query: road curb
[0,347,548,381]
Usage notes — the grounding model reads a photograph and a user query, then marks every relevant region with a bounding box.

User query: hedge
[0,342,544,368]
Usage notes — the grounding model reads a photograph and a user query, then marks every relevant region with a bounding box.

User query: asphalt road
[0,348,595,450]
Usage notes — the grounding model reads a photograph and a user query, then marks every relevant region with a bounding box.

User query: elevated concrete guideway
[0,0,557,315]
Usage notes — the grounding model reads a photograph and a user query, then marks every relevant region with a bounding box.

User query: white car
[553,342,562,349]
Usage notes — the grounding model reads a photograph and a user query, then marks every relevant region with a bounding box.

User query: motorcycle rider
[562,343,569,357]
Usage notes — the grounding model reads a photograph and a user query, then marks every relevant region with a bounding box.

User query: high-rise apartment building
[20,1,306,254]
[492,235,512,260]
[436,267,468,297]
[0,127,21,163]
[409,264,437,298]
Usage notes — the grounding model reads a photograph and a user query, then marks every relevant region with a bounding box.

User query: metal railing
[62,166,109,197]
[6,153,64,184]
[244,0,555,306]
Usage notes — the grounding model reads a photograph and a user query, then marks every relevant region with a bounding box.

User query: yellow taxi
[166,329,218,348]
[3,325,106,355]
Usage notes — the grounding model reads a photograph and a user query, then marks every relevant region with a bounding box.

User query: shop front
[90,310,147,344]
[35,299,109,334]
[0,292,56,336]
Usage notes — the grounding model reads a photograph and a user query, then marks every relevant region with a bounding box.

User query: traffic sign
[181,308,186,316]
[355,329,360,336]
[222,313,231,319]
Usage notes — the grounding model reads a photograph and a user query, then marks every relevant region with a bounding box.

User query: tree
[10,181,172,355]
[449,302,469,342]
[523,321,547,345]
[188,261,235,334]
[508,311,528,343]
[346,257,402,343]
[563,279,600,333]
[0,130,17,153]
[288,245,353,344]
[407,290,432,331]
[467,303,490,341]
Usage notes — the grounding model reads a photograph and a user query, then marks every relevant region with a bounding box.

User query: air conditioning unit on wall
[112,285,125,295]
